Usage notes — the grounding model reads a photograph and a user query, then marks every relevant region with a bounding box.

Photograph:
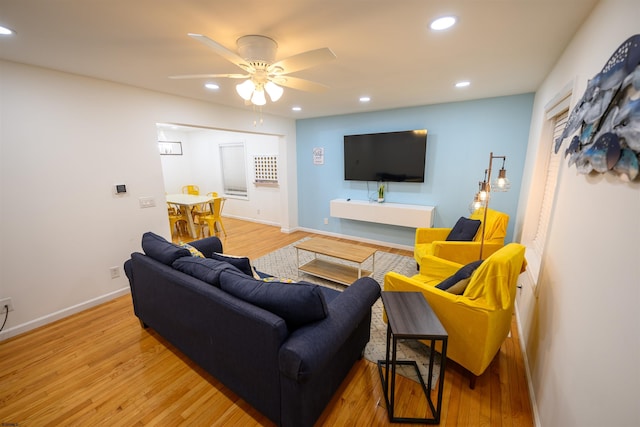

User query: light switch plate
[139,197,156,208]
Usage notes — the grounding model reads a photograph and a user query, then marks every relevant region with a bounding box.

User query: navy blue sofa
[123,232,381,427]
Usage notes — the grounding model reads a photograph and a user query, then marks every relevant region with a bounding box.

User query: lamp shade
[479,181,490,201]
[469,192,483,213]
[251,88,266,106]
[492,167,511,192]
[236,79,255,101]
[265,81,283,102]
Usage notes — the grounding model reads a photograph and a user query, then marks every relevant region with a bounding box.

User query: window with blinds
[531,109,568,254]
[220,143,248,197]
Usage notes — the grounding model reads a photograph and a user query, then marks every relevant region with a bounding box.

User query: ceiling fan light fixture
[265,81,283,102]
[251,88,267,106]
[236,79,255,101]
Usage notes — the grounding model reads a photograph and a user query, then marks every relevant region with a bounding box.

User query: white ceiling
[0,0,599,119]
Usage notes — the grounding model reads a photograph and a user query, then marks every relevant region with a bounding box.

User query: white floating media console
[330,199,434,228]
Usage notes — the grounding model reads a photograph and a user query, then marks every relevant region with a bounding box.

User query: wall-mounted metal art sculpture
[555,34,640,181]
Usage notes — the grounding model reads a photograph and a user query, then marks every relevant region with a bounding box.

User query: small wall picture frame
[313,147,324,165]
[158,141,182,155]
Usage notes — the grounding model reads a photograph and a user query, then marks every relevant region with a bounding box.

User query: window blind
[220,143,248,197]
[532,109,568,253]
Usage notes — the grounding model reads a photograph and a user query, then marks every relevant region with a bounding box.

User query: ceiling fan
[170,33,336,106]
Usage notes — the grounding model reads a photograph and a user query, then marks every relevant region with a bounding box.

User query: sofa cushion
[142,231,190,265]
[436,259,483,294]
[172,256,243,286]
[219,270,329,328]
[446,217,481,241]
[211,253,257,277]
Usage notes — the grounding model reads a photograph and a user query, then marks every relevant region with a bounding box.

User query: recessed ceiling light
[292,106,302,112]
[455,81,471,88]
[359,96,371,103]
[430,16,457,31]
[0,25,15,35]
[204,83,219,90]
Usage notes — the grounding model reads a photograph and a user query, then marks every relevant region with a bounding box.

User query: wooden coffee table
[293,237,376,285]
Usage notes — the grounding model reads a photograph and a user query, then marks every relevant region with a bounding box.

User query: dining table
[165,193,213,238]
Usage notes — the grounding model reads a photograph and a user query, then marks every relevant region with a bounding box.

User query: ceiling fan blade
[169,73,249,80]
[187,33,254,72]
[275,76,330,93]
[270,48,336,74]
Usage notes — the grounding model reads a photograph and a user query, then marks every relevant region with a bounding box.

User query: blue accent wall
[296,94,534,247]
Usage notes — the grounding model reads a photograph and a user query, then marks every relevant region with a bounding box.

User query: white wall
[515,1,640,426]
[0,59,296,339]
[159,127,282,225]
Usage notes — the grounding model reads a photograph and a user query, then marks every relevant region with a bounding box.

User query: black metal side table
[377,291,448,424]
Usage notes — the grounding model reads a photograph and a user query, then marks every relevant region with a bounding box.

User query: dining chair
[198,197,227,237]
[167,203,188,237]
[181,185,200,195]
[191,191,219,222]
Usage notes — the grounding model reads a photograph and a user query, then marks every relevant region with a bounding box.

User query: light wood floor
[0,218,533,426]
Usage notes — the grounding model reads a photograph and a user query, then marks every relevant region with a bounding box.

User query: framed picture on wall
[158,141,182,155]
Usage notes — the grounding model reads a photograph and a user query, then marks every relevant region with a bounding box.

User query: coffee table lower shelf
[298,259,371,286]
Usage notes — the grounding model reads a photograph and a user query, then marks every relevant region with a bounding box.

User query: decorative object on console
[470,152,511,259]
[378,182,385,202]
[554,34,640,181]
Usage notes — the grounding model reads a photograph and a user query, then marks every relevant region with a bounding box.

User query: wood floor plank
[0,218,534,426]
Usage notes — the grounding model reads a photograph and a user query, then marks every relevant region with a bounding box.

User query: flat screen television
[343,129,427,182]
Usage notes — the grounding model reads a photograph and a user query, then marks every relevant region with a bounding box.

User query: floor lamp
[470,152,511,260]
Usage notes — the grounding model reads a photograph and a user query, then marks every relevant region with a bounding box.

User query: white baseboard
[514,302,542,427]
[222,213,280,228]
[0,287,131,342]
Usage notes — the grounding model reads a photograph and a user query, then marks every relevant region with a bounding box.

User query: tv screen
[343,130,427,182]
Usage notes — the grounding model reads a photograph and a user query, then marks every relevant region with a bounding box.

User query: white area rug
[253,238,441,386]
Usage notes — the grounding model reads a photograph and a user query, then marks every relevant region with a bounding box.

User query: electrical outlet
[110,266,121,279]
[0,298,14,313]
[324,218,329,225]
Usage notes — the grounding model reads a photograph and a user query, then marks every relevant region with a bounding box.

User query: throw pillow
[141,232,191,265]
[172,256,243,286]
[436,259,483,294]
[446,217,482,241]
[179,242,205,258]
[211,253,257,277]
[219,269,329,328]
[262,277,296,283]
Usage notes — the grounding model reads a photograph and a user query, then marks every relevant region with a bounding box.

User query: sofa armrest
[278,277,381,382]
[189,236,223,257]
[415,228,451,244]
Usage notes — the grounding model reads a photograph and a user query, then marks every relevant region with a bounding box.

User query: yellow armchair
[414,207,509,267]
[386,243,526,387]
